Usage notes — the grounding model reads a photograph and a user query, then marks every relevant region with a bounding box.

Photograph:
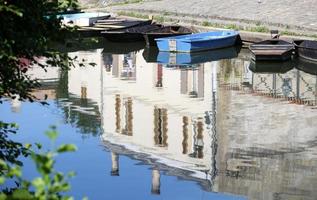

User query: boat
[143,26,192,47]
[102,41,145,54]
[155,30,239,52]
[78,19,153,38]
[59,12,111,26]
[249,39,294,61]
[294,40,317,62]
[151,46,241,65]
[249,60,294,74]
[295,57,317,75]
[95,19,152,30]
[101,22,161,42]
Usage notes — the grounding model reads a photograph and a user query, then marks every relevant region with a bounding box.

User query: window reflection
[153,106,168,147]
[189,118,204,159]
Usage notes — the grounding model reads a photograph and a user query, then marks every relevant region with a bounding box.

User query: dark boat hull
[294,40,317,62]
[144,26,192,46]
[102,22,159,42]
[144,33,190,46]
[249,39,294,61]
[249,60,294,74]
[295,57,317,75]
[104,32,144,42]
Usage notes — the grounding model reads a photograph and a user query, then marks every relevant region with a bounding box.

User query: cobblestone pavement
[107,0,317,34]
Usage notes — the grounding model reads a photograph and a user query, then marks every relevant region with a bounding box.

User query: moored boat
[294,40,317,62]
[249,39,294,61]
[144,26,192,47]
[295,57,317,75]
[101,22,160,42]
[59,12,111,26]
[94,19,152,30]
[155,30,239,52]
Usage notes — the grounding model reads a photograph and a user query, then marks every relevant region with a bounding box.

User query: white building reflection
[44,47,317,200]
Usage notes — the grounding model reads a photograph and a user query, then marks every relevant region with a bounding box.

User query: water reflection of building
[218,56,317,106]
[213,56,317,200]
[102,50,215,176]
[64,47,317,200]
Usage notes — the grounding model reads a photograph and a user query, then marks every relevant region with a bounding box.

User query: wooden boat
[143,26,192,47]
[295,57,317,75]
[155,30,239,52]
[294,40,317,62]
[59,12,111,26]
[249,60,294,73]
[153,46,241,65]
[101,22,160,42]
[78,19,153,38]
[249,39,294,61]
[95,19,152,30]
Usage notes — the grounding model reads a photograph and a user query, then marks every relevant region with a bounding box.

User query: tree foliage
[0,0,78,103]
[0,0,87,199]
[0,127,81,200]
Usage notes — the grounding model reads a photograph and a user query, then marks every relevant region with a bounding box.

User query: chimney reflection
[180,70,188,94]
[189,118,204,159]
[155,64,163,88]
[81,86,87,99]
[151,169,161,195]
[103,53,113,72]
[110,152,119,176]
[11,95,21,113]
[182,116,189,154]
[153,106,168,147]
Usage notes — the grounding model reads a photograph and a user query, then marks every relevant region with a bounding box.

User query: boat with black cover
[249,39,294,61]
[294,40,317,62]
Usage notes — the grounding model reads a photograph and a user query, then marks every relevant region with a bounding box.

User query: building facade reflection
[61,47,317,200]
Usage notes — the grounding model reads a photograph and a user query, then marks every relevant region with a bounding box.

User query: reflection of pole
[272,74,276,97]
[115,94,121,133]
[315,75,317,105]
[182,116,189,154]
[296,70,300,99]
[111,152,119,176]
[151,169,161,195]
[101,58,104,133]
[209,63,218,188]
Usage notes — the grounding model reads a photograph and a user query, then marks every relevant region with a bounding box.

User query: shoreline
[83,0,317,42]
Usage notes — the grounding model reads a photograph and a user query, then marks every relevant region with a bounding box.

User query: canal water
[1,39,317,200]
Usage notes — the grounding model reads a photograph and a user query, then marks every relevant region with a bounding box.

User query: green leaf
[25,143,32,149]
[45,129,58,141]
[35,143,42,149]
[57,144,77,153]
[12,189,33,199]
[32,177,45,190]
[0,176,5,184]
[0,193,7,200]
